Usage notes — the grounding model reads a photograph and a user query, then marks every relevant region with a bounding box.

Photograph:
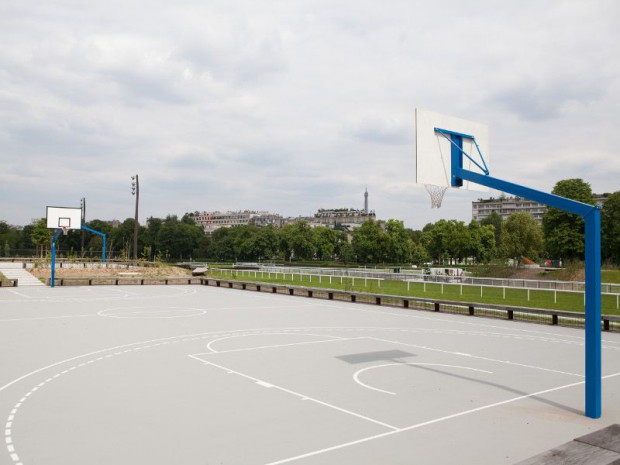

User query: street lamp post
[80,197,85,256]
[131,175,139,261]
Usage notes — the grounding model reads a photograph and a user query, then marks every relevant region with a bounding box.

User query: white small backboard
[415,108,490,192]
[46,206,82,230]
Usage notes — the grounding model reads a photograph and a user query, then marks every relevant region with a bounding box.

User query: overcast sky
[1,0,618,229]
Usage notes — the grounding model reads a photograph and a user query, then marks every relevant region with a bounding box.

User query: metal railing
[257,266,620,294]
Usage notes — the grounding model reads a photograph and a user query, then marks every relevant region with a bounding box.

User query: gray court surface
[1,285,620,465]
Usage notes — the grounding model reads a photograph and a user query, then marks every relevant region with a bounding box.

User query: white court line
[7,290,31,299]
[188,355,399,431]
[0,314,97,323]
[365,336,585,378]
[310,299,613,342]
[263,371,620,465]
[203,333,354,354]
[0,323,596,395]
[0,326,379,394]
[353,363,493,396]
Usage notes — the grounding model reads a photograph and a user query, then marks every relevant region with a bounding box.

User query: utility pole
[80,197,85,256]
[131,175,139,261]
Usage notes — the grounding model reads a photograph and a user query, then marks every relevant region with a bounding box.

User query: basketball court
[9,108,609,463]
[1,284,620,465]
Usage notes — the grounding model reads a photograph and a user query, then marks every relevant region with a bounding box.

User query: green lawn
[209,269,620,316]
[602,269,620,284]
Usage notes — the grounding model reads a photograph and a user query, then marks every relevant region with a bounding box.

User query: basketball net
[61,226,69,236]
[424,184,448,208]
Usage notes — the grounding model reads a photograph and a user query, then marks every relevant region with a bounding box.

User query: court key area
[1,284,620,465]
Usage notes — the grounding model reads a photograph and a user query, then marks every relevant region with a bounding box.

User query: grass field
[209,269,620,316]
[602,269,620,284]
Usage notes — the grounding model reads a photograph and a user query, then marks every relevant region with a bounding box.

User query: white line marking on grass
[353,363,493,395]
[263,372,620,465]
[188,355,399,431]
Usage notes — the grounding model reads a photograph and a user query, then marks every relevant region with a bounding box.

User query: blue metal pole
[451,135,463,188]
[50,229,62,288]
[584,208,602,418]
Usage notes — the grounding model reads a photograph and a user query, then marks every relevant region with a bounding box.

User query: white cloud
[1,0,618,229]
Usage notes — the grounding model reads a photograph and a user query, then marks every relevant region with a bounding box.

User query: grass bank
[208,269,620,316]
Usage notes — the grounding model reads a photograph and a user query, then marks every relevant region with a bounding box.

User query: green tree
[279,221,315,261]
[253,225,279,261]
[336,239,355,263]
[602,191,620,264]
[421,220,470,264]
[20,224,35,252]
[314,227,337,261]
[384,219,413,263]
[502,212,544,261]
[410,242,430,266]
[145,217,164,259]
[210,227,237,261]
[31,219,52,258]
[543,178,595,260]
[109,218,147,259]
[468,220,496,263]
[0,221,20,257]
[351,220,385,263]
[155,216,203,260]
[480,211,503,249]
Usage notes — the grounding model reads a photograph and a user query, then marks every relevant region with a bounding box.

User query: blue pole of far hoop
[81,225,107,263]
[50,228,62,288]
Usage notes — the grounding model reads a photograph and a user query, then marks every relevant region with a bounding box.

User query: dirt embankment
[504,267,585,282]
[29,264,191,279]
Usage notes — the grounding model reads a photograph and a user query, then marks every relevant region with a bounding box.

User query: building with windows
[194,188,376,233]
[193,211,282,234]
[283,189,376,230]
[313,208,376,229]
[472,196,547,223]
[473,194,609,224]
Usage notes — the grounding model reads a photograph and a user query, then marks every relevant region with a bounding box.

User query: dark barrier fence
[199,278,620,333]
[10,276,619,333]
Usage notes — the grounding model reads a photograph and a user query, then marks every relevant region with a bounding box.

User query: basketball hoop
[61,226,69,236]
[425,184,448,208]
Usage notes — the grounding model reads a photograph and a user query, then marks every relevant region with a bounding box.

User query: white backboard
[415,108,490,191]
[46,206,82,230]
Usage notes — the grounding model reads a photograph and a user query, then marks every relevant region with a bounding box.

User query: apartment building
[473,194,609,223]
[193,211,282,234]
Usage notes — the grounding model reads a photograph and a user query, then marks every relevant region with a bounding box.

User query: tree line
[1,179,618,264]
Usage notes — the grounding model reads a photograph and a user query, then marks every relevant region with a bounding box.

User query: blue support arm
[454,166,602,419]
[81,225,107,263]
[453,168,594,216]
